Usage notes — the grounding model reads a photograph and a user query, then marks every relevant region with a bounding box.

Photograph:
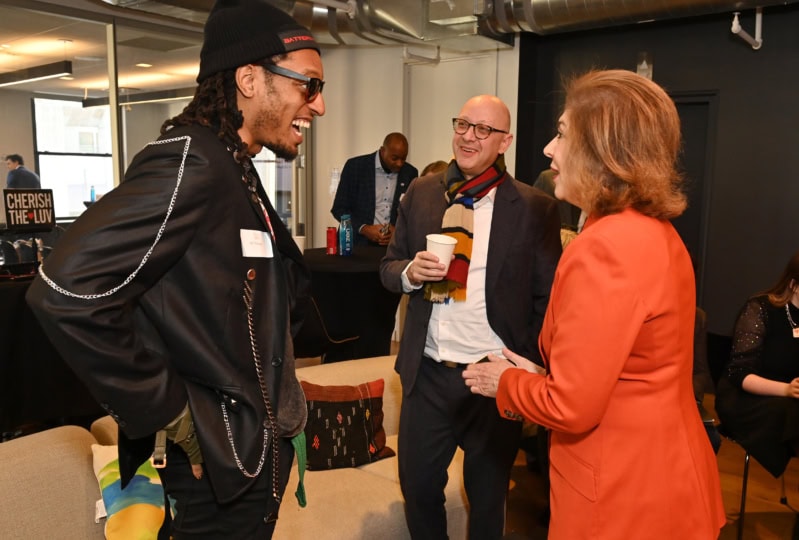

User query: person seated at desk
[4,154,41,189]
[331,132,418,247]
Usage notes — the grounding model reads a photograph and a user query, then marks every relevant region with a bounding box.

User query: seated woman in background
[716,249,799,478]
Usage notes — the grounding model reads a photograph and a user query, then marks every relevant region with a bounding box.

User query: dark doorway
[670,93,718,305]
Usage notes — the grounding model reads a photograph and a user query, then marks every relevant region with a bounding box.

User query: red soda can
[326,226,338,255]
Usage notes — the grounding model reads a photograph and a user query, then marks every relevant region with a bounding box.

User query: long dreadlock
[161,69,247,158]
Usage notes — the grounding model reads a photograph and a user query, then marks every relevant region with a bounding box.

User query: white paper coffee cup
[426,233,457,273]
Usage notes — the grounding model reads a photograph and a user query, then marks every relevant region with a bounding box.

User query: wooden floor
[504,393,799,539]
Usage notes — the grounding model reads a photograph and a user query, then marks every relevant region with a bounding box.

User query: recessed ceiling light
[135,63,152,68]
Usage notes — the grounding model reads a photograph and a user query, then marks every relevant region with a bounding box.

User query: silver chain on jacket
[219,279,281,501]
[38,135,190,299]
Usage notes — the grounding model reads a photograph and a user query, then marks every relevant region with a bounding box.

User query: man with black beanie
[26,0,325,537]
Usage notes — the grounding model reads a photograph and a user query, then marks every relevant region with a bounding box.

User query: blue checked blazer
[331,151,418,245]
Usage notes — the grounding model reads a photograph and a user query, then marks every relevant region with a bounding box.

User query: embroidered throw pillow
[91,444,165,539]
[301,378,395,470]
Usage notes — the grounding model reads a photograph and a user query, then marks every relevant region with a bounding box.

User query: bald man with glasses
[380,95,562,539]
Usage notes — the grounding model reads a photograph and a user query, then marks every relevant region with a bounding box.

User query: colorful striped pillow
[91,444,165,539]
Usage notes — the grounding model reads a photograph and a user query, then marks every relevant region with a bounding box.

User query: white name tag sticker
[240,229,273,258]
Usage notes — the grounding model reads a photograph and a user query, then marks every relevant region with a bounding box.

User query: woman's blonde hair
[563,69,686,219]
[421,160,449,177]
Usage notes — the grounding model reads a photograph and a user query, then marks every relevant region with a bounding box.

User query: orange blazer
[496,208,725,539]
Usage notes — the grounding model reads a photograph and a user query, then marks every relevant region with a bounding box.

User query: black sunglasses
[262,63,325,103]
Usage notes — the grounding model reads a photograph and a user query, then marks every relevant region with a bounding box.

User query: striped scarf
[424,155,508,303]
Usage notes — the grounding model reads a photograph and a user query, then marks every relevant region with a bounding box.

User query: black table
[303,246,401,362]
[0,276,103,434]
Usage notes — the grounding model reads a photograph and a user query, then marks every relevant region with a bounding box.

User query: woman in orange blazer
[464,70,725,538]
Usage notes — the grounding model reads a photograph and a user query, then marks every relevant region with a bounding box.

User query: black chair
[711,332,792,539]
[0,240,18,267]
[694,308,722,454]
[716,425,789,540]
[292,296,359,363]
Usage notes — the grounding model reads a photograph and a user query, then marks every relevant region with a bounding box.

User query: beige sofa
[0,355,469,539]
[0,423,106,539]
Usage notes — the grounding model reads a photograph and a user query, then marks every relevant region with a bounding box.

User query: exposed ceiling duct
[486,0,799,35]
[95,0,213,24]
[98,0,799,53]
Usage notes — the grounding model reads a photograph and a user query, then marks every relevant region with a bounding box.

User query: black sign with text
[3,189,56,233]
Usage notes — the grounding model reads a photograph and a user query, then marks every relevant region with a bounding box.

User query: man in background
[5,154,41,189]
[26,0,324,536]
[380,95,561,538]
[331,132,418,246]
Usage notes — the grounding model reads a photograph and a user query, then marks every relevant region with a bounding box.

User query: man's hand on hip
[164,405,204,479]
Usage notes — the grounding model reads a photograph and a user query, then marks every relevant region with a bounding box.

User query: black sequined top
[726,295,799,387]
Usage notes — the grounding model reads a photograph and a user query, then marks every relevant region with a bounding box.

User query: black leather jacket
[26,124,310,503]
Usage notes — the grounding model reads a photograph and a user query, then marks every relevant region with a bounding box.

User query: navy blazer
[380,171,562,395]
[331,151,418,245]
[6,166,41,189]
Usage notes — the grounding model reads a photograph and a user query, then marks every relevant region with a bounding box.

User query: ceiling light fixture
[82,86,195,107]
[0,60,73,88]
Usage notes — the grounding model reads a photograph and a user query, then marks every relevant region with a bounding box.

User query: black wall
[515,6,799,335]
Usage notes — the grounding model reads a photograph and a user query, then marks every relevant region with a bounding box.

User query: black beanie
[197,0,320,82]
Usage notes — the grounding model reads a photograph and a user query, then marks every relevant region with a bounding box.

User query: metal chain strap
[220,400,269,478]
[38,135,192,299]
[220,280,280,501]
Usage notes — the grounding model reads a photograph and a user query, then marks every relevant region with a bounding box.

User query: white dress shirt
[373,152,396,226]
[402,187,506,364]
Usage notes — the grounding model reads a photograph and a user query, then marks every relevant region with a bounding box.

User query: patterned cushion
[301,378,395,470]
[91,444,164,539]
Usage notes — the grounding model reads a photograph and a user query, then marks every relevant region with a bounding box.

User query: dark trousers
[399,356,522,539]
[157,437,294,539]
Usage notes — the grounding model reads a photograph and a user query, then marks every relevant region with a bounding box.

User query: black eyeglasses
[262,63,325,103]
[452,118,509,140]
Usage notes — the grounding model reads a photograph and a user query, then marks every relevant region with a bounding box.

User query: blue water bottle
[339,214,353,256]
[90,185,96,202]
